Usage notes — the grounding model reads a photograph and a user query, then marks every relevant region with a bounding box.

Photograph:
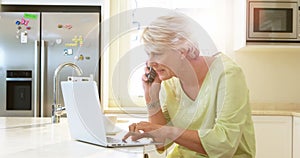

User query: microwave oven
[247,0,300,42]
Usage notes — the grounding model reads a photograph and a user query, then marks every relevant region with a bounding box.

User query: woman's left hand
[122,121,167,142]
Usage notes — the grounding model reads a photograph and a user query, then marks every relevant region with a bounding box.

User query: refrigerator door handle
[34,40,40,117]
[41,40,46,117]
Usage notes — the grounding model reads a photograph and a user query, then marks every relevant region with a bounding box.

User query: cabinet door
[252,116,292,158]
[293,117,300,158]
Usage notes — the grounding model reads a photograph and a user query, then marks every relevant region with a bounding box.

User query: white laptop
[60,77,156,147]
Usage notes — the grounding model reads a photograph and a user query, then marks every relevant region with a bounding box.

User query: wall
[177,0,246,56]
[234,45,300,105]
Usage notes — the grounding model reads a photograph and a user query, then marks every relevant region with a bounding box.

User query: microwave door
[249,2,297,39]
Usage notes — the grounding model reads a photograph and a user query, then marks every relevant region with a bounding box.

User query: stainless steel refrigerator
[0,12,100,117]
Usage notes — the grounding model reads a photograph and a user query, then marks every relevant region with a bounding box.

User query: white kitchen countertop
[4,105,299,158]
[251,103,300,117]
[0,117,150,158]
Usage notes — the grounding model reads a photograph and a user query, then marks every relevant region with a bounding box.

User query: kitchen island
[1,104,300,158]
[0,117,148,158]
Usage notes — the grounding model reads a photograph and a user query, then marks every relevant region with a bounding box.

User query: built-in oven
[247,0,300,42]
[0,70,36,117]
[6,70,32,111]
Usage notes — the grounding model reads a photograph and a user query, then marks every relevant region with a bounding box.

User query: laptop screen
[61,80,108,146]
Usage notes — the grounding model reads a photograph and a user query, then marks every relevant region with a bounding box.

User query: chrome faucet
[52,62,83,123]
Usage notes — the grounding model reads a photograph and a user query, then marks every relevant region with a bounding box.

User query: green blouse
[160,53,256,158]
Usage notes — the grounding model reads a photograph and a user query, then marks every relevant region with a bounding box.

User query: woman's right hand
[142,64,161,104]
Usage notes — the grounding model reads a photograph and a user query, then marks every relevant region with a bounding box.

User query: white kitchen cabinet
[252,116,293,158]
[293,116,300,158]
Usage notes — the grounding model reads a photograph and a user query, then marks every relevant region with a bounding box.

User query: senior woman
[123,13,256,158]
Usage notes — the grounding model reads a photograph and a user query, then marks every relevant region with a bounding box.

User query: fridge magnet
[78,54,84,61]
[21,17,30,26]
[23,13,38,20]
[65,35,83,47]
[17,26,22,30]
[26,26,31,30]
[64,48,73,55]
[56,39,62,45]
[57,24,73,30]
[20,31,28,44]
[57,24,63,29]
[79,36,84,47]
[74,54,84,61]
[72,35,83,46]
[64,24,73,30]
[15,20,21,25]
[15,25,22,39]
[65,43,77,47]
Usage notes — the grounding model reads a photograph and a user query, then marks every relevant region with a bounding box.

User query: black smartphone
[146,66,156,83]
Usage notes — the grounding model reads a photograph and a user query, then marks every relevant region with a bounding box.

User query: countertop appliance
[247,0,300,42]
[0,9,100,117]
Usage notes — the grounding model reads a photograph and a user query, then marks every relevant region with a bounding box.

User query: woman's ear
[187,47,199,59]
[180,49,189,60]
[180,53,186,60]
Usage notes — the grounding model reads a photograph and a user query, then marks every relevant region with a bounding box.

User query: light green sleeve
[199,65,251,157]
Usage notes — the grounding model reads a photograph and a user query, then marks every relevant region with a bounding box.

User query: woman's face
[147,49,184,81]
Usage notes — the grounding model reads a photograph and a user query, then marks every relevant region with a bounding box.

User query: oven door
[248,2,298,40]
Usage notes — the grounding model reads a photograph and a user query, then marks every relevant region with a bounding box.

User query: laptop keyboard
[107,137,122,143]
[107,137,146,144]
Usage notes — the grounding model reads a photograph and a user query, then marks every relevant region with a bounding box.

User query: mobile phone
[146,66,156,83]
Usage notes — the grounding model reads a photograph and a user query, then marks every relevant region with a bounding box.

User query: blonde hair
[142,13,200,59]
